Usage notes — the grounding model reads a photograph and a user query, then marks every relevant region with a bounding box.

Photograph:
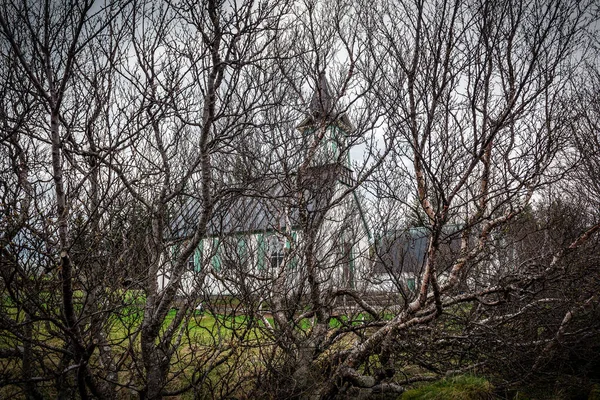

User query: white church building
[158,72,373,299]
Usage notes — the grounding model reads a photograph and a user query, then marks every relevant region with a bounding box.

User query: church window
[211,238,221,271]
[268,235,285,269]
[341,242,355,288]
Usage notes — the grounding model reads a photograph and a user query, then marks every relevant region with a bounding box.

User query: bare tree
[0,1,130,397]
[105,0,298,398]
[317,0,599,397]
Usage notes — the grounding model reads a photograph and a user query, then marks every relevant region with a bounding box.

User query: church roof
[169,164,353,240]
[170,180,295,240]
[309,71,335,119]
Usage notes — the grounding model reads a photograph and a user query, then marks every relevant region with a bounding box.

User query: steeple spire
[297,71,353,132]
[309,70,334,120]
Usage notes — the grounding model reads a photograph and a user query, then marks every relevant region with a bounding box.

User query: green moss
[401,375,493,400]
[589,384,600,400]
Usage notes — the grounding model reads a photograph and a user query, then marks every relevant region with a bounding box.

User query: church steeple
[298,71,355,194]
[296,71,354,173]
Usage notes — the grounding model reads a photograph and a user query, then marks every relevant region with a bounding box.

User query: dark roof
[169,164,353,240]
[310,71,334,119]
[170,179,294,239]
[297,71,353,132]
[374,228,429,274]
[373,227,462,275]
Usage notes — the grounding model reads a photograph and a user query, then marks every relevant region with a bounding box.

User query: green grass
[0,292,400,398]
[401,375,493,400]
